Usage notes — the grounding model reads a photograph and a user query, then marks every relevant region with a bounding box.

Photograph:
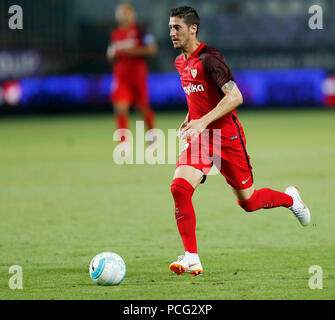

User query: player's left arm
[201,80,243,125]
[180,81,243,141]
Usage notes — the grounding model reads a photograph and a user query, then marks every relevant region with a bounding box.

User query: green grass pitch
[0,109,334,300]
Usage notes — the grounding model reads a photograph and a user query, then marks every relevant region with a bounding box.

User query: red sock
[170,178,197,253]
[238,188,293,212]
[116,113,129,142]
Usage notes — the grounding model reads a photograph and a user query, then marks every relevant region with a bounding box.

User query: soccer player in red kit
[168,6,311,276]
[107,3,157,149]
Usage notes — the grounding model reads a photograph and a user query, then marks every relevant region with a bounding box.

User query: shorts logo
[242,177,251,185]
[183,83,205,95]
[191,68,197,78]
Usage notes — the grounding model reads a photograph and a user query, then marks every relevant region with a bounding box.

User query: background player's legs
[114,101,130,143]
[135,104,155,132]
[133,76,155,132]
[111,75,133,143]
[171,165,203,254]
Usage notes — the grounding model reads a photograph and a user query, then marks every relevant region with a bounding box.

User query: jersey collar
[185,42,205,60]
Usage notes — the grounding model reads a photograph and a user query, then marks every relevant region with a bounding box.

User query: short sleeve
[201,52,234,88]
[138,24,156,46]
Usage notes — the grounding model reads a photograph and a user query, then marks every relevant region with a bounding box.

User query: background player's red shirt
[110,23,148,78]
[175,42,240,134]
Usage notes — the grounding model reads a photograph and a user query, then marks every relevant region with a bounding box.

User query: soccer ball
[89,251,126,286]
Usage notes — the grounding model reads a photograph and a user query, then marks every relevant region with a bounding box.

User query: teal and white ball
[89,252,126,286]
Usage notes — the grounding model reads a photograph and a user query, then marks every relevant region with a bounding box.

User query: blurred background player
[107,3,158,150]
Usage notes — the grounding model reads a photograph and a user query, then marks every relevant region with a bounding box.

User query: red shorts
[176,128,253,190]
[111,72,149,107]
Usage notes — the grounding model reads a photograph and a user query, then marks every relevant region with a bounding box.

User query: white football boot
[285,186,311,226]
[169,251,203,276]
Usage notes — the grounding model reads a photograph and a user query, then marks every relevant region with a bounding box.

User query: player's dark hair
[170,6,200,35]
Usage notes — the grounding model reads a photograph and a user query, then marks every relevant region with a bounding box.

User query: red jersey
[110,24,148,78]
[175,42,239,133]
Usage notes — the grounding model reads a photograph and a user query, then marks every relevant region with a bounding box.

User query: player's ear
[190,24,197,36]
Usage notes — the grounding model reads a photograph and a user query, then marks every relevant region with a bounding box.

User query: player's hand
[180,119,208,142]
[177,119,188,140]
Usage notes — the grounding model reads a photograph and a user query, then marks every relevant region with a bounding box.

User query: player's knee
[239,202,255,212]
[114,104,129,115]
[137,105,151,113]
[170,183,185,201]
[238,191,259,213]
[170,178,194,201]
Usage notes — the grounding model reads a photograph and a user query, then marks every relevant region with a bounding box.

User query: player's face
[115,4,136,26]
[169,17,192,50]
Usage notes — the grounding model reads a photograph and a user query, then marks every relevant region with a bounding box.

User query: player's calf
[237,188,293,212]
[171,178,198,254]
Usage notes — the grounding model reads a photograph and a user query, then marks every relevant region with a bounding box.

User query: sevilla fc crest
[191,68,197,78]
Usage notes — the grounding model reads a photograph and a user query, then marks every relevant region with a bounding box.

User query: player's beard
[173,36,190,51]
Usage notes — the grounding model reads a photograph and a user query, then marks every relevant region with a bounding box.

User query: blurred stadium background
[0,0,335,112]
